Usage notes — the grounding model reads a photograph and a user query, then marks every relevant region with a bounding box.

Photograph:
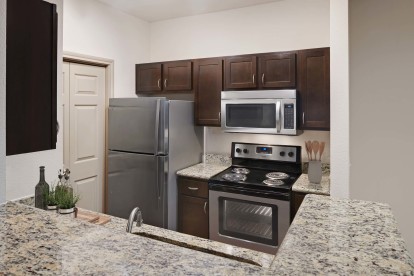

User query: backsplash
[205,128,330,164]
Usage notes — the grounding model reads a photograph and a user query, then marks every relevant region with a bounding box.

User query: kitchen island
[2,194,413,275]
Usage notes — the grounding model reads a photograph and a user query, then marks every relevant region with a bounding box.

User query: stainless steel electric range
[208,142,302,254]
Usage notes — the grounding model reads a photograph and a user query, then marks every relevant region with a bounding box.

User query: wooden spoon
[311,141,319,161]
[304,141,311,161]
[305,141,311,161]
[319,142,325,161]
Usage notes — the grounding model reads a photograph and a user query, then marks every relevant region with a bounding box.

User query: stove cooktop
[209,166,301,193]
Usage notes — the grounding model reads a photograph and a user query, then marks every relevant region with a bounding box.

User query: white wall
[206,128,330,162]
[349,0,414,255]
[63,0,151,98]
[329,0,349,198]
[0,0,6,203]
[150,0,330,62]
[5,0,64,201]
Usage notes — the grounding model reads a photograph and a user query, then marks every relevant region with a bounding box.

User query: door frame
[63,51,114,213]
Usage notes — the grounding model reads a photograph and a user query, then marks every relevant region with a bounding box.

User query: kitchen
[1,0,414,275]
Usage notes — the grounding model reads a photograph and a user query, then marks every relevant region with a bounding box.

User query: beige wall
[150,0,330,61]
[63,0,151,98]
[0,0,6,203]
[150,0,331,162]
[329,0,349,198]
[349,0,414,255]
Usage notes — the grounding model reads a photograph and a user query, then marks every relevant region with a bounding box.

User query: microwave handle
[276,101,281,133]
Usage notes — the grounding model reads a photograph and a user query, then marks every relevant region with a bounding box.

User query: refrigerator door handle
[154,99,161,155]
[155,158,161,205]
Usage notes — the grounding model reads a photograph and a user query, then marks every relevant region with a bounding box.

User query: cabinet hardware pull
[262,73,265,85]
[187,187,199,191]
[252,74,255,84]
[204,202,207,214]
[218,112,221,122]
[302,112,305,125]
[157,79,161,89]
[164,79,167,88]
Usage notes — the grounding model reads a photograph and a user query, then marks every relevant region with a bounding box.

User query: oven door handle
[276,101,281,133]
[209,183,290,201]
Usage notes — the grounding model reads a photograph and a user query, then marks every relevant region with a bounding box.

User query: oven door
[209,190,290,254]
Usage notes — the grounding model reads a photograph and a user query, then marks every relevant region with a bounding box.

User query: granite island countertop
[0,202,264,275]
[5,194,414,275]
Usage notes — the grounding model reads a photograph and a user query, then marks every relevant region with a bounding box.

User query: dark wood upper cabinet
[194,58,223,126]
[224,56,257,89]
[6,0,58,156]
[297,48,330,130]
[163,61,192,91]
[135,63,162,92]
[259,53,296,88]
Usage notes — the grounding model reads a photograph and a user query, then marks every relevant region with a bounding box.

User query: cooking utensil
[307,141,313,161]
[304,141,311,161]
[319,142,325,161]
[311,141,319,161]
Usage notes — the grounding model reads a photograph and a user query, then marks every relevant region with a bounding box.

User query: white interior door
[63,62,106,212]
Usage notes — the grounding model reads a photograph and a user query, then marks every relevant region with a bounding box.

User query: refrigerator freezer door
[108,98,168,155]
[107,151,168,228]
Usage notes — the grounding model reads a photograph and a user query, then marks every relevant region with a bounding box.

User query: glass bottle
[35,166,49,210]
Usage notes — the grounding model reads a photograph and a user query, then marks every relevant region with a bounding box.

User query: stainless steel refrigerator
[107,98,203,230]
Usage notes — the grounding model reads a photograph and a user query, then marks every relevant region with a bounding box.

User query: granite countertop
[7,193,414,275]
[292,174,330,195]
[271,194,414,275]
[0,202,263,275]
[176,153,231,180]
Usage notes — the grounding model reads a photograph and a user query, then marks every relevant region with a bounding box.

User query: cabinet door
[163,61,192,91]
[178,194,209,238]
[135,63,162,93]
[194,58,223,126]
[224,56,257,89]
[297,48,330,130]
[6,0,58,155]
[259,53,296,88]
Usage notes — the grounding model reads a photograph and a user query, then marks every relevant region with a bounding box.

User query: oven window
[226,104,276,128]
[219,197,278,246]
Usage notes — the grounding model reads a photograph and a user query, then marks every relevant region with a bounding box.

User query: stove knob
[288,152,294,157]
[236,148,241,153]
[280,151,285,157]
[243,149,249,154]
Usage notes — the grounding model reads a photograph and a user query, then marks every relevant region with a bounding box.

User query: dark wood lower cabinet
[177,176,209,239]
[291,192,307,221]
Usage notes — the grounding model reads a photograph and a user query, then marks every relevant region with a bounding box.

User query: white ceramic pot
[58,207,77,218]
[46,205,57,212]
[308,161,322,184]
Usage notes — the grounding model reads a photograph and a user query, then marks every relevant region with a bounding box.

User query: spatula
[311,140,319,161]
[319,142,325,161]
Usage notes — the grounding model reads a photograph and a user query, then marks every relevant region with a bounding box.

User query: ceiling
[96,0,282,22]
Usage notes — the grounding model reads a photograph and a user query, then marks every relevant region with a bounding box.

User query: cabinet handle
[157,79,161,89]
[218,112,221,123]
[187,187,199,191]
[252,74,255,84]
[262,73,265,85]
[302,112,305,125]
[204,202,207,214]
[164,79,167,88]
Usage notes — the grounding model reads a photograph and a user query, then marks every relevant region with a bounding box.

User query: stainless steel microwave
[221,90,299,135]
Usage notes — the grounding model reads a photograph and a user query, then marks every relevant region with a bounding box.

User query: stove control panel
[232,143,300,163]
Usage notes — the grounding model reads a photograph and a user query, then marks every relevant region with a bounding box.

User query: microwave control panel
[284,104,295,129]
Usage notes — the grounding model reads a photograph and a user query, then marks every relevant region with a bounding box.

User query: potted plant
[55,185,80,218]
[46,185,59,211]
